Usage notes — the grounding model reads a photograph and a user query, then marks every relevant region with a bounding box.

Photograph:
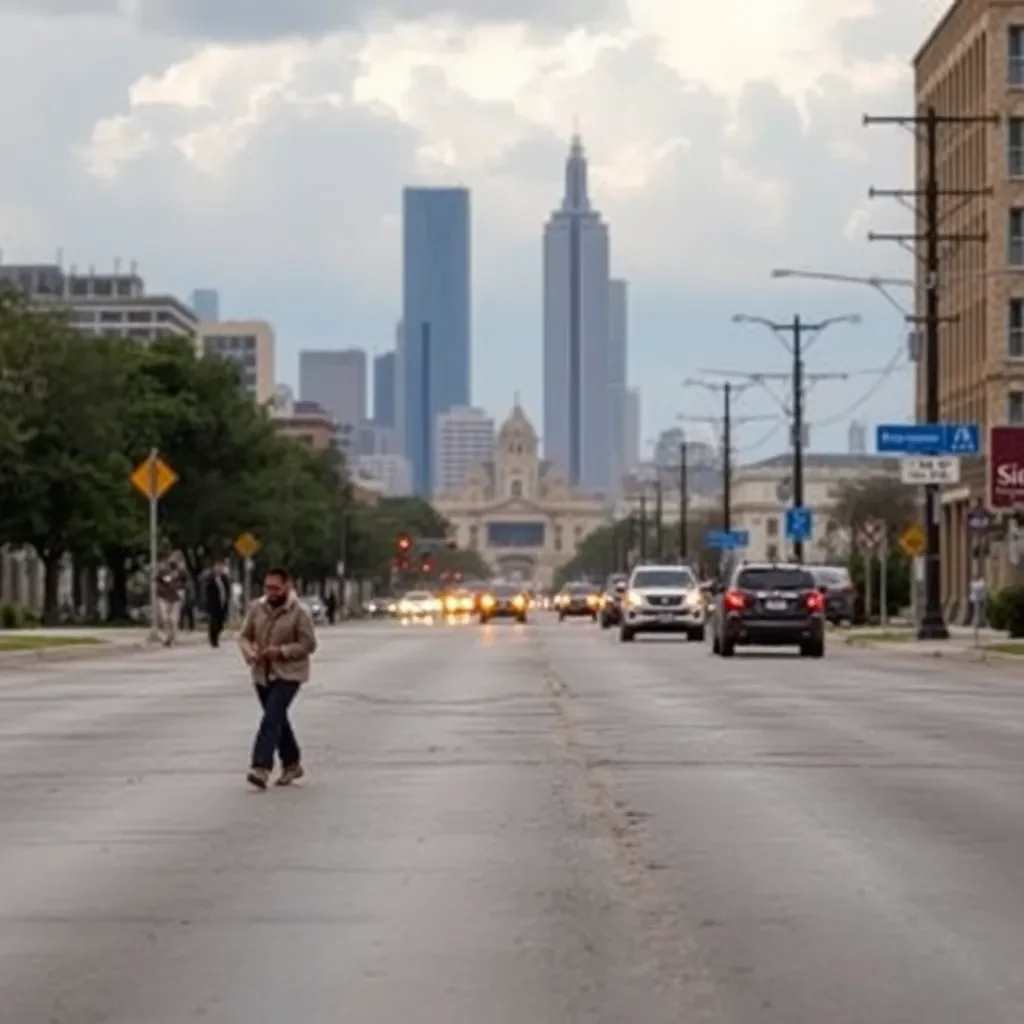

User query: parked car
[808,565,855,625]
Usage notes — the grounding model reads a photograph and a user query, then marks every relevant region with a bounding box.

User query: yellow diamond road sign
[130,454,177,499]
[899,524,926,557]
[234,532,260,558]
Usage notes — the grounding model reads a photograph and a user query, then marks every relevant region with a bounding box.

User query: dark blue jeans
[251,679,301,771]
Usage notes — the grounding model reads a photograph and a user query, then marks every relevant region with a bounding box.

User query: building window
[766,516,779,537]
[1010,209,1024,265]
[100,310,122,323]
[1010,299,1024,358]
[1011,27,1024,85]
[510,479,522,498]
[1011,118,1024,177]
[766,544,779,561]
[1010,391,1024,424]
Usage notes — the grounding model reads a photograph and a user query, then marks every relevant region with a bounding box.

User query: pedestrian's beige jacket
[238,590,317,685]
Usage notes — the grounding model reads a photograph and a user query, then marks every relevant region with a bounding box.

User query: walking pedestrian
[325,589,337,625]
[204,558,231,647]
[156,556,188,646]
[238,567,317,789]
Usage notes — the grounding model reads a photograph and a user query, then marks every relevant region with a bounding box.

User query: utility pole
[654,475,663,559]
[682,377,778,537]
[730,314,857,561]
[722,383,731,530]
[678,436,688,561]
[638,491,648,560]
[864,105,997,640]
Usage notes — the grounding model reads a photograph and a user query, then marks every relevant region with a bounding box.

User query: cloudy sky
[0,0,952,459]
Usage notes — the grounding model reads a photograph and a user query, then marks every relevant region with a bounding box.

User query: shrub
[994,585,1024,637]
[0,602,26,629]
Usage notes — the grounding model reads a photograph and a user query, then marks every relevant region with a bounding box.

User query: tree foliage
[829,476,918,542]
[0,288,467,620]
[555,507,726,587]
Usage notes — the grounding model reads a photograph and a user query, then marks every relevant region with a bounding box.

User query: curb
[0,634,211,666]
[841,639,1021,666]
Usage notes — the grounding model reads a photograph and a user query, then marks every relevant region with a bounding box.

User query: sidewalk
[0,627,212,665]
[840,624,1024,664]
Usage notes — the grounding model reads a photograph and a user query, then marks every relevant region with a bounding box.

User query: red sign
[988,426,1024,507]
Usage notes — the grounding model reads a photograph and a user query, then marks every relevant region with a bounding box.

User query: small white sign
[900,456,960,485]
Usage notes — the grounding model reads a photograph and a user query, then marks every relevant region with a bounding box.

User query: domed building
[434,403,608,585]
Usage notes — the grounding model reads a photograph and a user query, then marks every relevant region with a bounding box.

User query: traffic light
[397,534,412,553]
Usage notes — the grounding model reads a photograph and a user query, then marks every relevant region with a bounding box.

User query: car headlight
[444,597,458,612]
[512,595,525,608]
[626,590,643,608]
[398,601,410,614]
[481,595,495,608]
[685,590,702,608]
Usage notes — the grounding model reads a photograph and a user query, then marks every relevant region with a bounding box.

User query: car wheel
[600,616,609,629]
[517,615,527,624]
[620,627,634,642]
[720,639,735,657]
[689,627,705,643]
[558,613,565,622]
[479,616,490,625]
[809,640,824,657]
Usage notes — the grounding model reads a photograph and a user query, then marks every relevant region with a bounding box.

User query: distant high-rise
[191,288,219,320]
[374,350,396,429]
[436,406,495,495]
[543,135,612,494]
[848,419,867,454]
[298,349,367,435]
[608,279,628,495]
[625,387,641,471]
[402,187,471,494]
[200,320,275,404]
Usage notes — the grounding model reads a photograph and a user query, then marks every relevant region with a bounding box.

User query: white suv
[620,564,704,642]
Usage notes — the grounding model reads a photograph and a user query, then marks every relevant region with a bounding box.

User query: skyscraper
[190,288,219,320]
[374,350,396,428]
[608,279,628,496]
[402,187,471,494]
[543,135,611,494]
[298,349,367,435]
[436,406,495,495]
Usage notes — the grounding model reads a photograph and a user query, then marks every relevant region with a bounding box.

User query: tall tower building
[608,279,628,495]
[298,349,367,435]
[402,187,471,494]
[543,135,611,494]
[848,419,867,454]
[374,350,396,428]
[436,406,495,495]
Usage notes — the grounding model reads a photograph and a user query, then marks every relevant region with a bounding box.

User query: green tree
[830,476,917,541]
[0,302,132,620]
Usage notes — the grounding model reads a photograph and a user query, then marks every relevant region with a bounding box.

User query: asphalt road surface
[3,619,1024,1022]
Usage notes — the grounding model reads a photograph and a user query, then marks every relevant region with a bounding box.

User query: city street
[3,620,1024,1022]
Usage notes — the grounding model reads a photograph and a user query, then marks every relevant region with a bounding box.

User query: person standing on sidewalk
[238,567,317,789]
[204,558,231,647]
[156,556,188,646]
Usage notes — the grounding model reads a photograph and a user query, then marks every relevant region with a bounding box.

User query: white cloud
[0,0,944,442]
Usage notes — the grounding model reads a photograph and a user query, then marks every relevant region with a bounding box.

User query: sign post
[857,519,884,624]
[234,532,260,609]
[130,449,178,642]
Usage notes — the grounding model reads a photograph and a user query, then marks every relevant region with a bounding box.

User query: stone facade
[434,404,607,586]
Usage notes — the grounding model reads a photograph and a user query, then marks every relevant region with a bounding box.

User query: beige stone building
[915,0,1024,609]
[731,454,900,564]
[434,405,607,586]
[199,320,275,405]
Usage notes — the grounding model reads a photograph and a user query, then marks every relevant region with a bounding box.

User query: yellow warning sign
[899,523,925,557]
[234,532,260,558]
[130,453,177,500]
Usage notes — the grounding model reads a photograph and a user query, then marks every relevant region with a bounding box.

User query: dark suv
[711,563,825,657]
[808,565,855,625]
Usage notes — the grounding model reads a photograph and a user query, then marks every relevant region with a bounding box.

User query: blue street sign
[785,506,813,541]
[876,423,979,454]
[705,529,749,549]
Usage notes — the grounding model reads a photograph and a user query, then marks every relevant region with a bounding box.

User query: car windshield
[812,567,850,586]
[492,584,519,597]
[404,591,431,601]
[568,584,594,595]
[736,568,814,591]
[631,568,695,588]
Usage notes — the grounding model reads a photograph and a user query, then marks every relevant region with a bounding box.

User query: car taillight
[806,591,823,611]
[724,589,744,610]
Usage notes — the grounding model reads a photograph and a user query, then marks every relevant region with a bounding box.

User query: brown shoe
[246,768,269,789]
[275,764,305,786]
